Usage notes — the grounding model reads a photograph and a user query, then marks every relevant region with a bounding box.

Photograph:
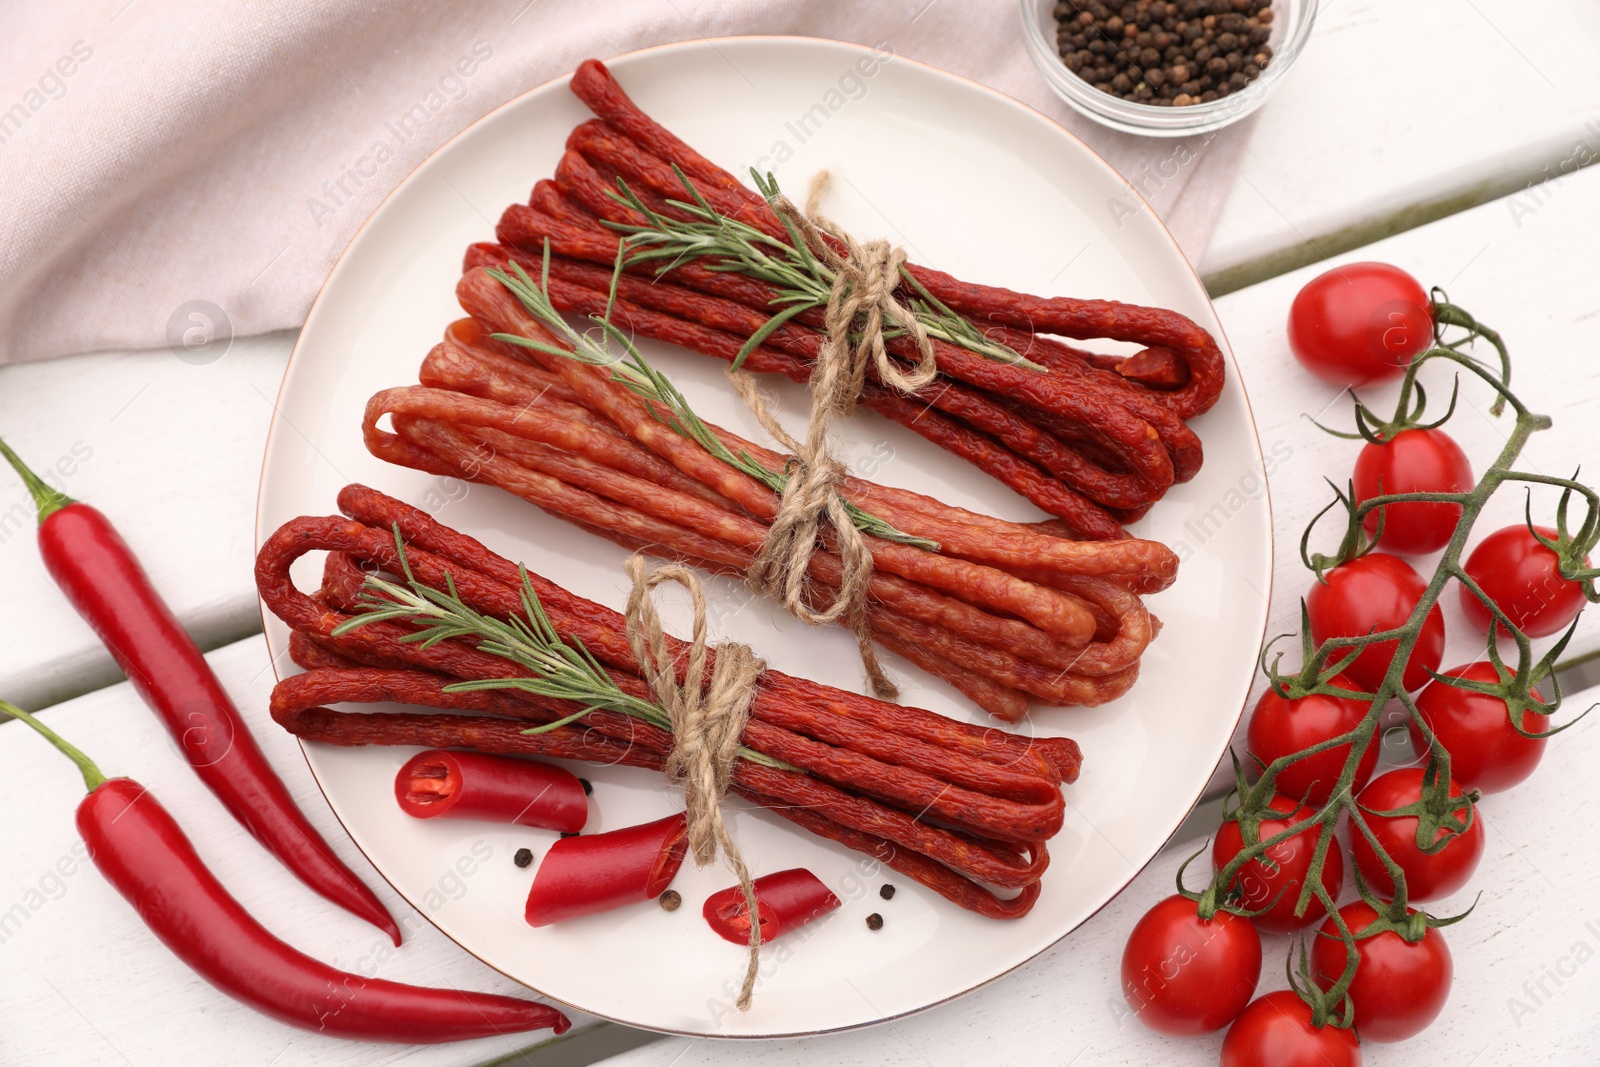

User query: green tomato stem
[1213,308,1598,942]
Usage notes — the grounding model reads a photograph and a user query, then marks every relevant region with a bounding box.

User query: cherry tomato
[1120,894,1261,1035]
[1352,428,1472,554]
[1288,262,1432,386]
[1349,768,1484,902]
[1312,900,1452,1043]
[1212,795,1345,933]
[1409,662,1549,793]
[1221,990,1362,1067]
[1247,675,1379,806]
[1459,525,1588,638]
[1307,553,1445,692]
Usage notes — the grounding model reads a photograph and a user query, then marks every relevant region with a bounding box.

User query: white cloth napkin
[0,0,1255,366]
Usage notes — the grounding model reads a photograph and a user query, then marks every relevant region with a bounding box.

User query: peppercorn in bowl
[1020,0,1317,136]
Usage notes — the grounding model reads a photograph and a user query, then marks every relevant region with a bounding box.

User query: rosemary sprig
[486,249,940,552]
[602,167,1045,374]
[329,532,788,769]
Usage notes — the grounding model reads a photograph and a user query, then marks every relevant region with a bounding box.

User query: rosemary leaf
[604,169,1045,373]
[485,256,940,552]
[333,544,791,769]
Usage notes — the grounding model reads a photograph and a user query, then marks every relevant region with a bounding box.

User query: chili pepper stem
[0,437,74,522]
[0,699,106,792]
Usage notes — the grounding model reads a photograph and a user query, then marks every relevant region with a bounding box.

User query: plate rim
[253,33,1274,1040]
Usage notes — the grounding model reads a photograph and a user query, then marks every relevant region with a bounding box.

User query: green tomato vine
[1181,289,1599,1028]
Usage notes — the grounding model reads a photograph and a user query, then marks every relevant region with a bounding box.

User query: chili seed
[879,884,897,900]
[866,913,884,931]
[513,848,534,868]
[1052,0,1274,105]
[659,890,682,912]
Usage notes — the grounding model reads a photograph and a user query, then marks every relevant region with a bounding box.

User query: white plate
[256,37,1271,1038]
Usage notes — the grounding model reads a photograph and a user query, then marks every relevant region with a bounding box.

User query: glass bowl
[1020,0,1318,137]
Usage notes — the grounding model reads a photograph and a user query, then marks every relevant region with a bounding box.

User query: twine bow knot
[624,556,766,1010]
[732,172,940,700]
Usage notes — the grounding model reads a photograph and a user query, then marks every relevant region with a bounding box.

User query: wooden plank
[0,635,589,1065]
[1202,0,1600,291]
[10,162,1598,735]
[0,331,293,710]
[594,682,1600,1066]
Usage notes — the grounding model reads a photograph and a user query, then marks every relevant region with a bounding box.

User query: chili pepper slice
[0,700,569,1043]
[524,813,688,926]
[0,439,400,944]
[395,749,588,832]
[702,868,841,945]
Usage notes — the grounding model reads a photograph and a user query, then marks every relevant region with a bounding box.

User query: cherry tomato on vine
[1120,894,1261,1035]
[1352,428,1473,554]
[1221,990,1363,1067]
[1311,899,1452,1043]
[1247,675,1379,806]
[1410,662,1549,793]
[1349,768,1484,903]
[1459,525,1589,638]
[1307,553,1445,692]
[1212,795,1345,932]
[1288,262,1432,386]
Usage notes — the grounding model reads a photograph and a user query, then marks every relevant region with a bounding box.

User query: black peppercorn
[866,913,884,931]
[513,847,533,868]
[1049,0,1273,105]
[579,778,593,795]
[659,890,681,912]
[880,884,897,900]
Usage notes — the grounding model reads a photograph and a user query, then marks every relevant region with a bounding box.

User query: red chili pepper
[703,868,841,945]
[0,699,569,1042]
[0,440,399,943]
[395,749,588,832]
[524,813,687,926]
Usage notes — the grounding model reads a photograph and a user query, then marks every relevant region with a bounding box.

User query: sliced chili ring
[524,813,688,926]
[703,868,842,945]
[394,749,588,832]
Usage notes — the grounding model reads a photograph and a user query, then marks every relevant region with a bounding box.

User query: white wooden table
[4,2,1600,1063]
